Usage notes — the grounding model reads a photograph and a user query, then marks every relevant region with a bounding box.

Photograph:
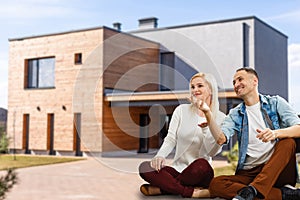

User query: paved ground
[3,156,229,200]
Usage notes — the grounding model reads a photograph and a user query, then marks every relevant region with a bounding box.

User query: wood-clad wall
[102,29,162,152]
[103,28,160,92]
[102,101,178,152]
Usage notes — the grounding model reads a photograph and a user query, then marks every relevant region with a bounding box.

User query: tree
[0,133,9,154]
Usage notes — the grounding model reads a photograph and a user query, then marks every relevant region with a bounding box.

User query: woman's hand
[196,98,210,113]
[150,156,166,171]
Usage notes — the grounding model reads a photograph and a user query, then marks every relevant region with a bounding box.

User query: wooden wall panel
[102,101,177,152]
[103,28,160,92]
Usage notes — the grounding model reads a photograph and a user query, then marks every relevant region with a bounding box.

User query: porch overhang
[104,90,239,107]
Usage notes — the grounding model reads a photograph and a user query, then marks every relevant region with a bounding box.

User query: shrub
[222,142,239,170]
[0,169,18,200]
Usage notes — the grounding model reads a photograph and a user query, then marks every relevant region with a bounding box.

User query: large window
[25,57,55,88]
[160,52,174,91]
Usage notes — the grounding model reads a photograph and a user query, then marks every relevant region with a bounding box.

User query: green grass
[214,165,235,176]
[0,154,85,170]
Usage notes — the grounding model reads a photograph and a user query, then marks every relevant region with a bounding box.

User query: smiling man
[193,67,300,200]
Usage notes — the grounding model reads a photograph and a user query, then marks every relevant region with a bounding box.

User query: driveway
[4,156,228,200]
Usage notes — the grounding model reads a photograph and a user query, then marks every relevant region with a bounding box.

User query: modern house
[7,16,288,156]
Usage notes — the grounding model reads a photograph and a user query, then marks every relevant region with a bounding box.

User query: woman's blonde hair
[189,72,219,118]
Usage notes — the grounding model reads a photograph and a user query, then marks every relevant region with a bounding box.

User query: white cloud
[289,84,300,114]
[0,82,8,109]
[288,43,300,69]
[0,51,8,108]
[288,43,300,113]
[0,0,82,20]
[267,9,300,22]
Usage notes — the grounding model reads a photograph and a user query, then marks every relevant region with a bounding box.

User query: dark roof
[8,26,110,41]
[129,15,287,38]
[8,24,159,45]
[8,15,287,42]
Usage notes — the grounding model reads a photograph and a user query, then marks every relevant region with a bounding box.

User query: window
[160,52,175,91]
[74,53,82,64]
[25,57,55,88]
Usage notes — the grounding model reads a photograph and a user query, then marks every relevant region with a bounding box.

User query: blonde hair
[189,72,219,118]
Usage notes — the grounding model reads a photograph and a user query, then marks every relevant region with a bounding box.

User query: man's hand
[150,157,166,171]
[256,128,277,142]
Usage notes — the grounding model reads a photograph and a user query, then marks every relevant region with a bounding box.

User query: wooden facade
[7,27,162,155]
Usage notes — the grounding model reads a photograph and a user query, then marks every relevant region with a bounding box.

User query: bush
[222,142,239,170]
[0,169,18,200]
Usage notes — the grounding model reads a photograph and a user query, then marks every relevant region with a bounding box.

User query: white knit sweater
[155,104,226,172]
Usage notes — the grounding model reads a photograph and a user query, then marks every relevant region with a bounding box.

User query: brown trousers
[209,138,297,200]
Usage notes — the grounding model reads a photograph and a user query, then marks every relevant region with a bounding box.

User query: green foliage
[0,169,18,200]
[0,133,9,154]
[222,142,239,170]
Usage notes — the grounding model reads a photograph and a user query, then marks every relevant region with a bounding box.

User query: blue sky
[1,0,300,112]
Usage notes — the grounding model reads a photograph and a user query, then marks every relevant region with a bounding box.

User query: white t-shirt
[155,104,226,172]
[244,102,275,169]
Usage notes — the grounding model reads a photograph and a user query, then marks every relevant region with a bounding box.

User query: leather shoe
[232,186,256,200]
[140,184,161,196]
[281,185,300,200]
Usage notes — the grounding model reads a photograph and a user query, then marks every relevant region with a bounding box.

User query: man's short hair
[236,67,259,80]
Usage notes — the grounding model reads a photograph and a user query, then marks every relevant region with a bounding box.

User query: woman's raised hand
[196,99,210,113]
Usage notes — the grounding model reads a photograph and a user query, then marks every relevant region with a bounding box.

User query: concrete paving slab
[4,157,229,200]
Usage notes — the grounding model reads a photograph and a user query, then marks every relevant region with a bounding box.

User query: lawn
[214,165,235,176]
[0,154,85,170]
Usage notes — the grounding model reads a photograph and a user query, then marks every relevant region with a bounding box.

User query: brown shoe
[140,184,161,196]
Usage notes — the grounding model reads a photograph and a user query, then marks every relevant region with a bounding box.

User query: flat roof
[129,16,287,38]
[9,15,287,42]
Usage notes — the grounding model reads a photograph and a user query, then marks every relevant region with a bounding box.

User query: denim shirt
[222,94,300,171]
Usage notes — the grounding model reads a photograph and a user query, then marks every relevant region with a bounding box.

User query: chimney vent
[113,22,122,31]
[138,17,158,29]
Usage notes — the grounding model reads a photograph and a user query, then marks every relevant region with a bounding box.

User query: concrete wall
[131,17,288,98]
[131,19,248,89]
[253,19,288,100]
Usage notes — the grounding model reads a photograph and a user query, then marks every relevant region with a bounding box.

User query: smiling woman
[138,72,226,198]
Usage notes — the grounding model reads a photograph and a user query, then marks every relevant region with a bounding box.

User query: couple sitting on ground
[138,67,300,200]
